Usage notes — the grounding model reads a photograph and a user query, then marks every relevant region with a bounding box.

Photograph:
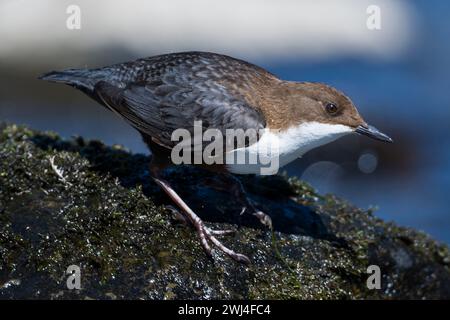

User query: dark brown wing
[93,52,268,150]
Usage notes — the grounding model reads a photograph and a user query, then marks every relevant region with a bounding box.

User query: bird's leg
[151,170,250,264]
[225,174,273,229]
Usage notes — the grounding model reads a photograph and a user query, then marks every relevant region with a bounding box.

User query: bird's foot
[252,210,273,229]
[239,201,272,230]
[166,204,235,234]
[195,221,251,264]
[166,203,248,263]
[153,174,251,264]
[225,174,272,230]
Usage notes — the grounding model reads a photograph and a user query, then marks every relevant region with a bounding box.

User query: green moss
[0,123,449,299]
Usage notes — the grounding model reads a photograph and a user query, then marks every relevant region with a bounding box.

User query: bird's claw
[196,223,250,264]
[253,211,273,229]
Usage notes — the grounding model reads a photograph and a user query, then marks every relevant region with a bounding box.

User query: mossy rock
[0,123,449,299]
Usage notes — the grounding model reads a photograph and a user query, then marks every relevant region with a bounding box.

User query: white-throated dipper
[40,51,392,264]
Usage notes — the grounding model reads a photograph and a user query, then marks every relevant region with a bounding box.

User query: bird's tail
[38,68,103,95]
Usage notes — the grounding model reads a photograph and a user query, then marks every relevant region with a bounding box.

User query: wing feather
[94,74,266,150]
[92,52,271,151]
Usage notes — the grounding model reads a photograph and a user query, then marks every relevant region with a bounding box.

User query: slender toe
[253,211,273,229]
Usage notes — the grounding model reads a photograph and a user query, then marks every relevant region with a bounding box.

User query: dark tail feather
[38,68,100,94]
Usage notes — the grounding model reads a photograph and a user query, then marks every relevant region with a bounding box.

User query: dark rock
[0,123,449,299]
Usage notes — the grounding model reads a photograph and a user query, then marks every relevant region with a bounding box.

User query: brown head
[267,81,393,143]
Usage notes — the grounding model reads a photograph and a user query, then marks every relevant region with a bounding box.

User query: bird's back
[41,52,275,91]
[40,52,276,150]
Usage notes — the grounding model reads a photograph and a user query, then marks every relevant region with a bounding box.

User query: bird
[39,51,392,264]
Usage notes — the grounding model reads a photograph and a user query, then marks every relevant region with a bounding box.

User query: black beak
[355,125,393,143]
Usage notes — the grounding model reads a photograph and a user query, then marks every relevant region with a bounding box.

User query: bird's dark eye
[325,102,338,115]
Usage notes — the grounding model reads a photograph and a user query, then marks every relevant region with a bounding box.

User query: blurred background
[1,0,449,243]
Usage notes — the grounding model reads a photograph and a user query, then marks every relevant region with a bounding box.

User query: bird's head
[281,81,393,144]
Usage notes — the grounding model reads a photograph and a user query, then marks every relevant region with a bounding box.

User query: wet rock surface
[0,123,449,299]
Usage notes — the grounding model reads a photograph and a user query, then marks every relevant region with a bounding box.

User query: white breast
[226,121,353,175]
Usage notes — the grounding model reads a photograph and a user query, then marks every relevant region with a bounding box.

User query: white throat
[226,121,353,175]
